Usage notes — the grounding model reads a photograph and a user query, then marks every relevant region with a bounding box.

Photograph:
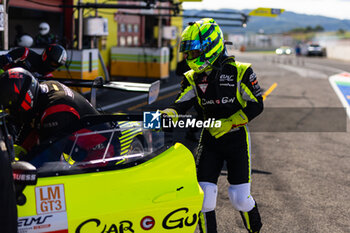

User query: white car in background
[306,44,325,56]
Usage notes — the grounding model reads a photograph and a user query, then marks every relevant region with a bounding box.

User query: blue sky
[182,0,350,20]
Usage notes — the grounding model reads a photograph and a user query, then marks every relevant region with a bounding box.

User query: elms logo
[143,110,161,129]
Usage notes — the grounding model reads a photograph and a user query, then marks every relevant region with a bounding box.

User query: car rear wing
[38,77,160,107]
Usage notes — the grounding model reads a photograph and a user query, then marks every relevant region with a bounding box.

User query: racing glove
[14,144,27,161]
[160,108,179,123]
[208,110,248,139]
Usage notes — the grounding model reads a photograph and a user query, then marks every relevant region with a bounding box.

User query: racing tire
[128,137,144,155]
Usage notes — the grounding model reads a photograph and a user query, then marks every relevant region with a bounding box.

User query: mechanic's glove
[160,108,179,123]
[61,153,76,165]
[208,110,248,139]
[14,144,27,161]
[158,108,178,133]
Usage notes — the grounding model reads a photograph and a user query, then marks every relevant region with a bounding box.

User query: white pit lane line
[306,62,348,74]
[277,62,348,79]
[329,73,350,120]
[277,64,328,79]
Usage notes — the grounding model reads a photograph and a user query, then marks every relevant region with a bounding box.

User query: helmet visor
[184,50,202,60]
[180,40,202,53]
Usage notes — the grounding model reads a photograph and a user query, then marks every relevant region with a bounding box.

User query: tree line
[289,25,324,33]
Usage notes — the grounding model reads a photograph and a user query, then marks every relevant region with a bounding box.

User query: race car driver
[161,18,264,233]
[0,67,119,167]
[0,44,67,78]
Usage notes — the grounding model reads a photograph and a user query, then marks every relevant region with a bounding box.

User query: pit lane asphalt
[97,52,350,233]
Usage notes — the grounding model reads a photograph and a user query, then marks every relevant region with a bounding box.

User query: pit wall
[325,40,350,62]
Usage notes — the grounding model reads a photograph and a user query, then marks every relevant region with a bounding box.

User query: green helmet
[180,18,224,73]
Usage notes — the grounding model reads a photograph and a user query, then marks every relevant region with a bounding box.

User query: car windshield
[25,117,164,176]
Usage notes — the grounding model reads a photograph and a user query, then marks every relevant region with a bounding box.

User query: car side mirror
[12,161,37,205]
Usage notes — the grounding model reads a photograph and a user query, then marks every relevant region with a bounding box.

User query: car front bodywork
[15,120,203,233]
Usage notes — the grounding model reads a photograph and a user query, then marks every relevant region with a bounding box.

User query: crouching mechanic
[161,18,263,233]
[0,68,120,167]
[0,44,67,78]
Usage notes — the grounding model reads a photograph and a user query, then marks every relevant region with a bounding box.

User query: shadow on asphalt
[220,169,272,176]
[165,129,273,177]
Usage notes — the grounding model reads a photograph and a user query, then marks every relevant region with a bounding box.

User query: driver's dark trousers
[196,127,262,233]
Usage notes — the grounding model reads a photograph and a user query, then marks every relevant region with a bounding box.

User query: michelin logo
[143,110,161,129]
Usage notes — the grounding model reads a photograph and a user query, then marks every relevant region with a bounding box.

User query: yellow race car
[11,115,204,233]
[3,77,204,233]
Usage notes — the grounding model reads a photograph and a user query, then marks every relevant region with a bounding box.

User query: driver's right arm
[159,77,197,123]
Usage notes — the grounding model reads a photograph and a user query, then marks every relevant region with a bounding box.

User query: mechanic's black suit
[0,125,18,233]
[170,55,263,233]
[35,34,58,48]
[17,81,120,167]
[0,47,54,78]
